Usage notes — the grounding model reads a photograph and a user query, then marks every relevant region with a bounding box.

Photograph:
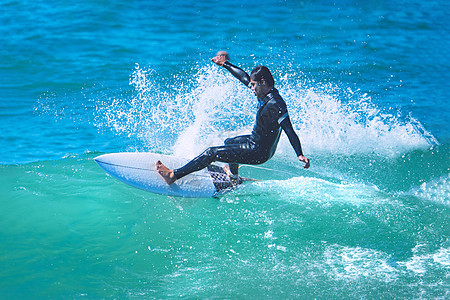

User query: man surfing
[156,51,310,185]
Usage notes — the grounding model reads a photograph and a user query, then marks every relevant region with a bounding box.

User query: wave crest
[95,63,438,157]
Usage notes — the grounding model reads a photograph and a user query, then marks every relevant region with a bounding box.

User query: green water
[1,151,448,298]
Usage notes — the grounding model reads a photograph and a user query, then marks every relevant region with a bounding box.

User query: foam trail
[408,174,450,206]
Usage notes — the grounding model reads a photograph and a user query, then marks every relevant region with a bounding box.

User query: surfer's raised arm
[211,52,251,88]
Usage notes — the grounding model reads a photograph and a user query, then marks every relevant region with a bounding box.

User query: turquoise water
[1,0,449,298]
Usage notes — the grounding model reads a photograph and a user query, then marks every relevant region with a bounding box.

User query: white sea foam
[323,244,398,282]
[94,63,437,157]
[408,174,450,206]
[397,245,450,274]
[277,72,437,156]
[252,175,383,206]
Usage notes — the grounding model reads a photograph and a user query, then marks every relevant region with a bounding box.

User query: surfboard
[94,152,250,198]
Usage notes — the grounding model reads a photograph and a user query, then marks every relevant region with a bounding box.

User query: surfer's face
[250,79,271,99]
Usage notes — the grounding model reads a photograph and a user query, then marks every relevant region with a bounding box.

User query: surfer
[157,51,310,185]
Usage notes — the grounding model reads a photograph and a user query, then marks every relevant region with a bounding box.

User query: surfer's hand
[298,155,310,169]
[211,55,227,66]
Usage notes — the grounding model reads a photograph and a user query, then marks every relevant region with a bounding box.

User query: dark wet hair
[250,66,274,87]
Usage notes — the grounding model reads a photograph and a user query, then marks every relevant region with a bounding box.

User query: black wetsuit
[173,61,303,179]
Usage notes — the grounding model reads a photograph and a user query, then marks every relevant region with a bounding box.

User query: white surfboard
[94,152,247,198]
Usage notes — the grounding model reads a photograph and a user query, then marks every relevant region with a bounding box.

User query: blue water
[1,0,449,298]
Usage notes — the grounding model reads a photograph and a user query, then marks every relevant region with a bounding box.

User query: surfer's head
[250,66,274,98]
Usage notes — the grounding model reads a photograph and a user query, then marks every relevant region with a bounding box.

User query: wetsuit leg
[224,135,252,175]
[173,135,261,180]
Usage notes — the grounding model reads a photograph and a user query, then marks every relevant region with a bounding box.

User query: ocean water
[1,0,449,298]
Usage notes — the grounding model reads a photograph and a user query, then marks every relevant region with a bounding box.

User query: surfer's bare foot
[156,160,177,185]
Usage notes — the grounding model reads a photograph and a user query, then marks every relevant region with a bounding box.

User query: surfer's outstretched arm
[211,53,251,88]
[222,61,251,88]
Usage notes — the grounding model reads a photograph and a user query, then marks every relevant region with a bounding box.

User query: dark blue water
[1,0,449,298]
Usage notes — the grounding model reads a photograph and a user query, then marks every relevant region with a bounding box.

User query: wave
[28,63,447,201]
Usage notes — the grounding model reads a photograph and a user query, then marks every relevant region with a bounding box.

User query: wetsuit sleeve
[222,61,251,88]
[279,115,304,157]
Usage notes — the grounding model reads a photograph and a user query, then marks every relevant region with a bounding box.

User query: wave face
[0,151,449,299]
